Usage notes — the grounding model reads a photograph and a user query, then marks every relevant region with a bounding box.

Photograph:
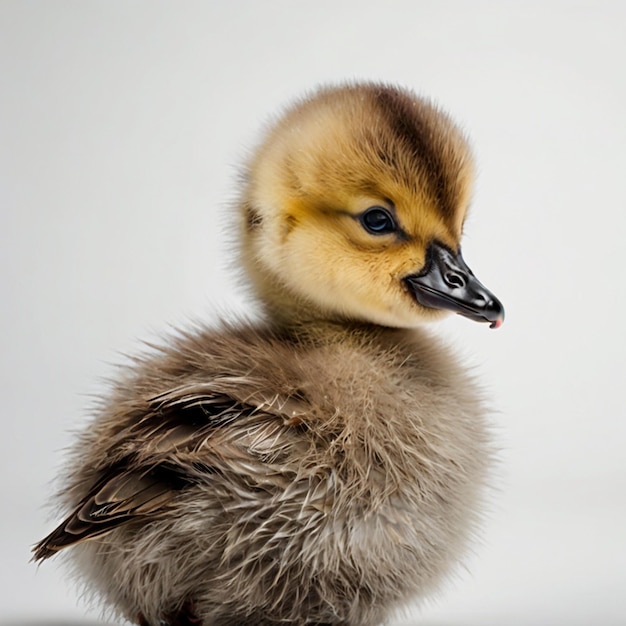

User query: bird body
[34,83,504,625]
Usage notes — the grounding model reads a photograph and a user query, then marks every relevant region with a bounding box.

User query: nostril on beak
[444,272,466,288]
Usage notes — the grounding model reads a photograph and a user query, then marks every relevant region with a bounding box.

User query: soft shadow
[0,619,474,626]
[0,621,465,626]
[0,621,117,626]
[393,620,476,626]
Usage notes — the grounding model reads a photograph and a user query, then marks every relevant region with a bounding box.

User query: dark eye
[359,207,397,235]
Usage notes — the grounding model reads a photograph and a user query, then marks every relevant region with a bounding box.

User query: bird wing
[33,380,309,562]
[32,465,185,561]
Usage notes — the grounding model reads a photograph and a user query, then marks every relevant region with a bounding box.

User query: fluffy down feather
[34,82,500,626]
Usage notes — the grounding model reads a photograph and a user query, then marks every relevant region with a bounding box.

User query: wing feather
[33,380,308,562]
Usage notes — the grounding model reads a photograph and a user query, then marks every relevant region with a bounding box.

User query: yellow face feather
[239,82,477,328]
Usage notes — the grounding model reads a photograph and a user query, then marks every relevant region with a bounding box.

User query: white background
[1,1,625,625]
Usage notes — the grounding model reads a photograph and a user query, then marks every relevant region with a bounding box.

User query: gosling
[34,82,504,626]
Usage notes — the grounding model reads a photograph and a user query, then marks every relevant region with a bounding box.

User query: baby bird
[34,82,504,626]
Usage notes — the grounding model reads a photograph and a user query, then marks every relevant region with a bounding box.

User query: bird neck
[240,267,372,340]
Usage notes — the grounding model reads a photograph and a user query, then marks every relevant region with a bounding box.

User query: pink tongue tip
[490,317,504,330]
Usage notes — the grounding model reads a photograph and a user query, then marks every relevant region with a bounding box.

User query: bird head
[239,83,504,329]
